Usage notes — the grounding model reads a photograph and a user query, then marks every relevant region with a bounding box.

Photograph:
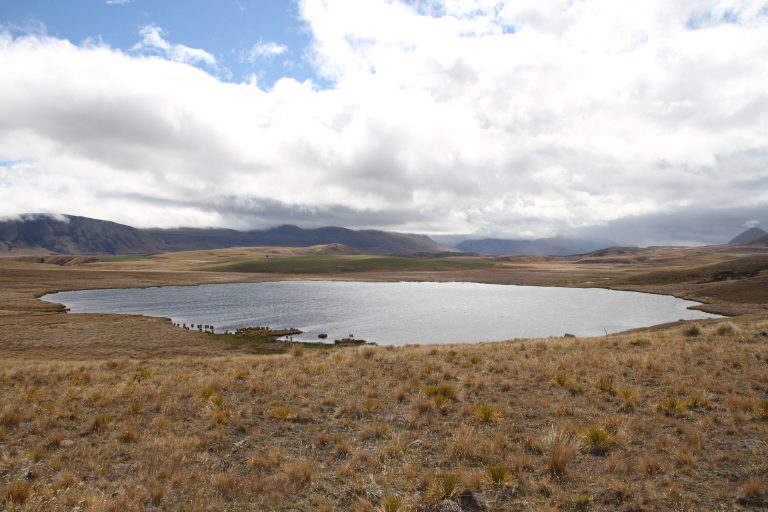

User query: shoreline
[40,278,722,347]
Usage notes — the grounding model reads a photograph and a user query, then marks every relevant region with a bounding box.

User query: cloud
[0,0,767,245]
[573,205,767,246]
[105,0,131,5]
[132,25,216,66]
[245,40,288,61]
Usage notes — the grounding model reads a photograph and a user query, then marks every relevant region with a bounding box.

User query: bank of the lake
[44,280,720,345]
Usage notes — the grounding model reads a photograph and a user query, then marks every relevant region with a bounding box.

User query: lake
[42,280,720,345]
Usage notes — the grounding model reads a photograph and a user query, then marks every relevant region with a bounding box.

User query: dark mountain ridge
[0,214,452,255]
[456,236,610,256]
[147,224,451,254]
[729,227,767,244]
[0,214,167,255]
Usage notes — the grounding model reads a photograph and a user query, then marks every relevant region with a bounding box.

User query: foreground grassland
[0,245,767,510]
[2,324,767,511]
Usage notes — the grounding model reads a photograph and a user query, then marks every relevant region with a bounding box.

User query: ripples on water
[44,281,719,345]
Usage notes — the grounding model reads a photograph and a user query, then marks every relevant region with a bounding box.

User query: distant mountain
[751,234,768,246]
[729,227,768,244]
[456,237,609,256]
[0,214,167,254]
[0,214,453,255]
[148,224,453,255]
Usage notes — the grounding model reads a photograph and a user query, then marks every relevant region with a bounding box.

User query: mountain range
[2,214,764,256]
[456,237,611,256]
[0,214,452,255]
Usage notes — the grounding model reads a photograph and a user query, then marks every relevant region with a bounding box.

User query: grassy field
[0,245,767,510]
[203,255,494,274]
[97,255,157,262]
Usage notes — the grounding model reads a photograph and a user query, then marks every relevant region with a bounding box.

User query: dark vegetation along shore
[0,242,767,510]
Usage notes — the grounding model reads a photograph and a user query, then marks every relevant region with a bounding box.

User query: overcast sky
[1,0,767,245]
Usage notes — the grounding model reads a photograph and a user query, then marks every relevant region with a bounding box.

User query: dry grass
[0,251,767,510]
[0,319,765,510]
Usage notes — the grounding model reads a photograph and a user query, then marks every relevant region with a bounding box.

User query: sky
[0,0,767,246]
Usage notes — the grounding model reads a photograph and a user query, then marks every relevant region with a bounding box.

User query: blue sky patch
[0,0,314,86]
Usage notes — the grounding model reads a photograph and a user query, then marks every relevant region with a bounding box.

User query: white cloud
[132,24,216,66]
[0,1,767,243]
[105,0,131,5]
[245,40,288,61]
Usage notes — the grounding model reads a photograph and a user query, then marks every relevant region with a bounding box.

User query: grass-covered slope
[203,255,494,274]
[1,321,767,510]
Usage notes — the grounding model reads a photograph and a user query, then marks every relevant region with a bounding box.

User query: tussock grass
[581,427,615,455]
[542,427,580,476]
[0,316,766,509]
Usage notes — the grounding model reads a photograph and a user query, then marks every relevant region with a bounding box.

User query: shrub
[553,371,569,387]
[485,464,511,487]
[426,473,461,502]
[362,398,380,413]
[617,387,637,411]
[686,394,711,410]
[3,480,31,504]
[381,496,402,512]
[683,324,701,337]
[129,401,144,415]
[739,477,768,506]
[542,427,579,476]
[286,459,314,488]
[473,404,499,424]
[270,406,298,420]
[424,383,458,401]
[90,413,114,432]
[447,425,479,460]
[716,322,739,336]
[134,368,151,381]
[757,400,768,418]
[0,406,23,428]
[119,424,139,443]
[211,409,229,425]
[658,396,686,416]
[581,427,615,455]
[639,455,664,475]
[199,387,218,400]
[54,472,77,490]
[45,431,65,449]
[595,375,615,395]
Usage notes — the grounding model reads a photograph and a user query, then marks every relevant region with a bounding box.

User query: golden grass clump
[541,427,579,476]
[3,480,31,505]
[683,324,701,337]
[485,464,512,487]
[473,403,499,424]
[581,426,615,455]
[426,473,461,503]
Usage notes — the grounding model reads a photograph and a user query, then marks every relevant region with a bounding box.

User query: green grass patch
[201,255,494,274]
[99,255,156,262]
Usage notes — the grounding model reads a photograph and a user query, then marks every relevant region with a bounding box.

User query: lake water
[42,281,720,345]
